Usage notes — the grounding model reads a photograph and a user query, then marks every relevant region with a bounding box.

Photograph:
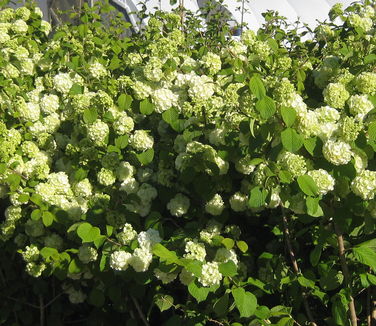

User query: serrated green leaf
[236,240,248,253]
[256,96,276,120]
[115,135,128,149]
[118,94,133,111]
[188,281,210,303]
[213,293,229,317]
[83,108,98,124]
[77,222,102,243]
[42,211,54,227]
[219,261,237,277]
[353,245,376,270]
[222,238,235,249]
[297,175,318,196]
[162,107,179,124]
[368,121,376,141]
[31,209,42,221]
[140,99,154,115]
[306,197,323,217]
[232,287,257,318]
[249,187,268,208]
[155,294,174,312]
[281,128,303,152]
[249,74,266,100]
[153,243,182,265]
[136,148,154,165]
[280,107,296,127]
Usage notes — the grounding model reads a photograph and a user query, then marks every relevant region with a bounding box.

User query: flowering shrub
[0,1,376,325]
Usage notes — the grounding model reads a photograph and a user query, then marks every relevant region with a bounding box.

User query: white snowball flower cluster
[208,126,226,146]
[88,61,107,79]
[97,168,116,186]
[12,19,28,33]
[198,262,222,287]
[188,75,215,102]
[21,244,40,262]
[129,247,153,272]
[278,152,307,178]
[229,192,249,212]
[132,81,153,100]
[235,155,256,175]
[117,223,137,245]
[129,130,154,151]
[184,240,206,261]
[40,94,59,114]
[167,193,190,217]
[110,250,132,271]
[322,139,352,165]
[53,73,73,94]
[201,52,221,75]
[205,194,225,216]
[113,112,134,135]
[73,178,93,198]
[87,119,109,146]
[307,169,335,195]
[347,95,374,120]
[351,170,376,200]
[151,88,178,113]
[16,100,40,122]
[137,229,162,250]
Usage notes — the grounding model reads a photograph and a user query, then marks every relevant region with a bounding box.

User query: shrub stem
[333,222,357,326]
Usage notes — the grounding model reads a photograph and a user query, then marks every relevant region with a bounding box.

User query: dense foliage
[0,1,376,325]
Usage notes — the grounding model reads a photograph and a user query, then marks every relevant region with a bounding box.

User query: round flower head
[53,73,73,94]
[201,52,221,75]
[351,170,376,200]
[278,152,307,178]
[129,247,153,272]
[88,61,107,79]
[229,192,248,212]
[12,19,28,33]
[184,240,206,261]
[151,88,178,113]
[323,83,349,109]
[87,120,109,146]
[40,94,59,114]
[110,250,132,271]
[113,113,134,135]
[355,72,376,95]
[78,245,98,264]
[347,95,374,120]
[117,223,137,245]
[198,262,222,287]
[97,168,116,186]
[129,130,154,152]
[307,169,335,195]
[322,139,352,165]
[167,193,190,217]
[235,155,256,175]
[205,194,225,216]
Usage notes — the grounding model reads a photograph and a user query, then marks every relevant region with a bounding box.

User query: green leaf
[297,276,315,289]
[42,211,54,227]
[18,193,29,203]
[232,287,257,318]
[332,294,348,325]
[222,238,235,249]
[279,170,293,184]
[309,245,322,266]
[319,269,343,291]
[153,243,182,265]
[213,293,229,317]
[249,74,266,100]
[304,137,322,157]
[136,148,154,165]
[68,258,82,274]
[353,245,376,270]
[306,197,323,217]
[219,261,237,277]
[188,281,210,303]
[368,121,376,141]
[281,128,303,152]
[183,260,202,277]
[106,225,113,237]
[7,174,21,192]
[280,107,296,127]
[83,108,98,124]
[118,94,133,111]
[236,241,248,253]
[155,294,174,312]
[249,187,268,208]
[162,107,179,124]
[297,175,318,196]
[77,222,102,243]
[140,99,154,115]
[40,247,59,260]
[255,96,276,120]
[115,135,128,149]
[69,83,83,95]
[31,209,42,221]
[364,54,376,64]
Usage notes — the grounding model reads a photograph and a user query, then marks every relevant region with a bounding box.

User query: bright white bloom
[25,262,46,277]
[323,139,352,165]
[184,240,206,261]
[355,72,376,95]
[110,250,132,271]
[53,73,73,94]
[73,178,93,198]
[188,75,215,102]
[12,19,28,33]
[278,152,307,178]
[117,161,136,181]
[198,262,222,287]
[315,106,340,122]
[132,81,153,100]
[323,83,349,109]
[235,155,256,175]
[137,183,157,202]
[167,193,190,217]
[120,177,139,194]
[214,248,238,265]
[40,94,59,114]
[205,194,225,216]
[151,88,178,113]
[129,247,153,272]
[347,95,374,120]
[137,228,162,249]
[351,170,376,200]
[21,245,39,262]
[229,192,248,212]
[87,120,109,146]
[129,130,154,151]
[307,169,335,195]
[17,102,40,122]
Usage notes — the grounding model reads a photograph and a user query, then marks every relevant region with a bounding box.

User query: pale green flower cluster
[347,95,374,120]
[201,52,221,75]
[167,193,190,217]
[184,240,206,261]
[151,88,178,113]
[88,61,107,79]
[351,170,376,200]
[355,72,376,95]
[278,152,307,178]
[323,82,350,109]
[117,223,137,245]
[229,192,249,212]
[53,73,73,94]
[87,119,109,146]
[322,139,352,165]
[307,169,335,195]
[205,193,225,216]
[129,130,154,151]
[198,262,222,287]
[97,168,116,186]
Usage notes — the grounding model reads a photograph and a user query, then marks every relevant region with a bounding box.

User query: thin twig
[39,295,44,326]
[333,223,357,326]
[367,287,371,326]
[6,296,40,309]
[282,211,317,326]
[44,292,63,308]
[131,296,149,326]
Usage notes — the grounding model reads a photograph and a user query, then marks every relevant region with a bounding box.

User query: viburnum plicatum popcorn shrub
[0,0,376,325]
